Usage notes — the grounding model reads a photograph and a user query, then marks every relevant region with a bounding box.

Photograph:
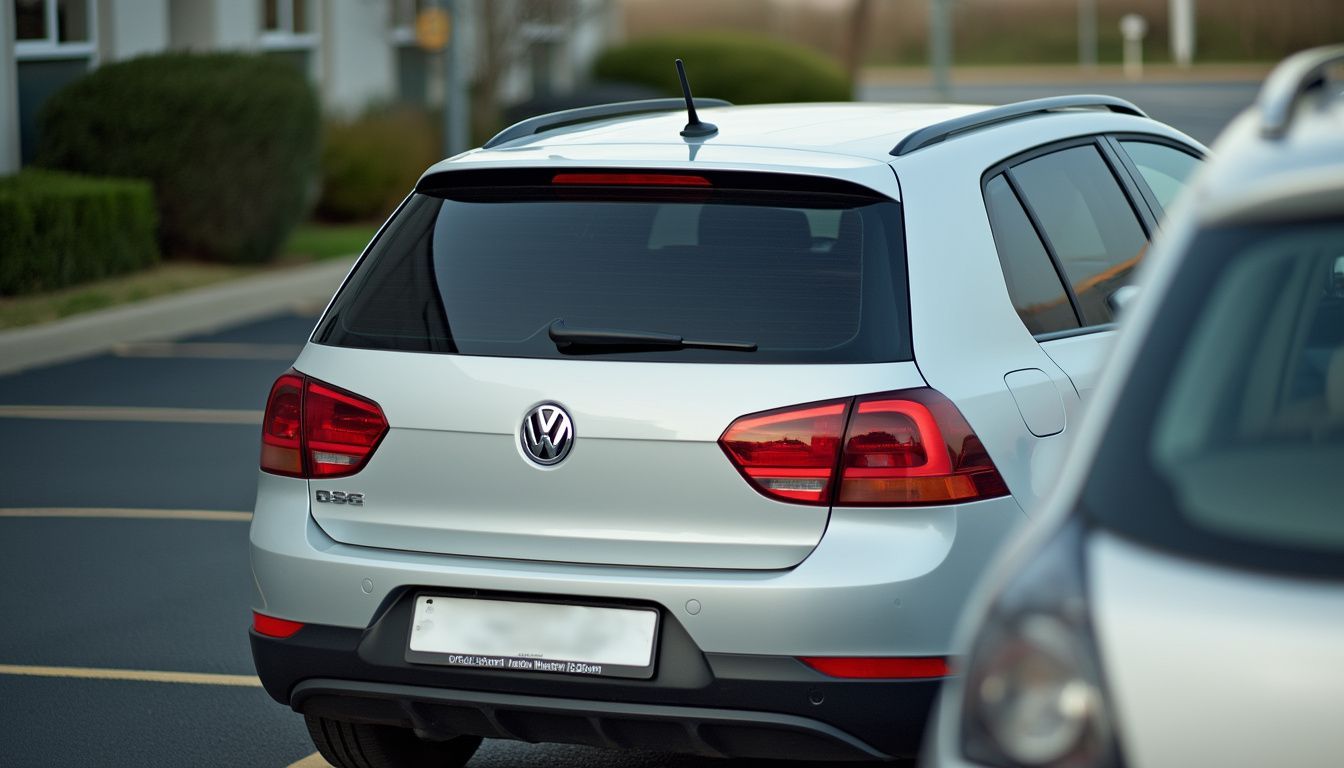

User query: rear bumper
[249,473,1026,659]
[251,597,941,760]
[249,472,1025,759]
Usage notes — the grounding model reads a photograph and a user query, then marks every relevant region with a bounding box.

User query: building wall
[99,0,169,61]
[212,0,260,50]
[168,0,214,51]
[322,0,396,115]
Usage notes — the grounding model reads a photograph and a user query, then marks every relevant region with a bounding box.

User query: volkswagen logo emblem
[520,403,574,466]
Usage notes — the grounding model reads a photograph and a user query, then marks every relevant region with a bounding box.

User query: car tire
[305,714,483,768]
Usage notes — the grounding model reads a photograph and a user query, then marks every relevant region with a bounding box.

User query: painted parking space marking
[112,341,303,360]
[0,507,252,522]
[0,405,263,425]
[286,753,333,768]
[0,663,262,687]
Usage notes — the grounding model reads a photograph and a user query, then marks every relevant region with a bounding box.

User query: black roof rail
[483,97,733,149]
[1258,44,1344,140]
[890,94,1148,157]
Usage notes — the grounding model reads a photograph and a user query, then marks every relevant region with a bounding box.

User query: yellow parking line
[112,341,302,360]
[0,508,252,522]
[0,663,262,687]
[286,753,332,768]
[0,405,263,425]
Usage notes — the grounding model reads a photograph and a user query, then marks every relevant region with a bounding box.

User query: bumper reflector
[253,612,304,639]
[800,656,950,679]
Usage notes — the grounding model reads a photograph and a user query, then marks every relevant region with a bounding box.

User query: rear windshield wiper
[548,320,757,353]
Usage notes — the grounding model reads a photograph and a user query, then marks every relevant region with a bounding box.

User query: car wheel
[305,715,483,768]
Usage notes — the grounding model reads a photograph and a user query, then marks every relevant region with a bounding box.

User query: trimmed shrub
[594,33,851,105]
[36,52,319,263]
[0,170,159,296]
[318,106,439,222]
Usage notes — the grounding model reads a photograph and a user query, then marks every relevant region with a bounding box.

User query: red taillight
[253,611,304,639]
[718,400,848,504]
[551,172,712,187]
[304,380,388,477]
[259,371,388,479]
[800,656,950,679]
[718,388,1008,507]
[260,373,305,477]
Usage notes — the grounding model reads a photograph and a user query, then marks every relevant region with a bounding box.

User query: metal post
[929,0,952,101]
[443,0,470,156]
[1170,0,1195,68]
[1078,0,1097,70]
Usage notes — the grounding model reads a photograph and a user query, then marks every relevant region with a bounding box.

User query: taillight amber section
[260,373,305,477]
[721,389,1009,507]
[259,370,388,479]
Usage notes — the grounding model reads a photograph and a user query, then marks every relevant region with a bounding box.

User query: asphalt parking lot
[0,311,852,768]
[0,81,1259,767]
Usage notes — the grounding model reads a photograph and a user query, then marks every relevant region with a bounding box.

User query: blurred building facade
[1,0,618,170]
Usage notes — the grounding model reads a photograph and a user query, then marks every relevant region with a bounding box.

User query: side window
[983,174,1080,335]
[1010,145,1149,325]
[1119,140,1202,211]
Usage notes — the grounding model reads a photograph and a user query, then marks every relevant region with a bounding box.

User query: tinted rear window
[314,172,909,363]
[1085,220,1344,578]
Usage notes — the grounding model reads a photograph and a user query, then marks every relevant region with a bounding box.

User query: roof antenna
[675,59,718,138]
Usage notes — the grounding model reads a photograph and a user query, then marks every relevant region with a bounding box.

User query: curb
[0,258,356,376]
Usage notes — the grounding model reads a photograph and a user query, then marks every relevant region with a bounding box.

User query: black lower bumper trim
[293,678,889,761]
[252,588,942,760]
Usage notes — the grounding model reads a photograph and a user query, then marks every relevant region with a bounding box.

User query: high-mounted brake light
[718,388,1008,507]
[551,173,712,187]
[800,656,950,680]
[260,371,388,479]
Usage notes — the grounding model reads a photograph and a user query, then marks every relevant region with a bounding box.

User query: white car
[248,84,1204,766]
[927,45,1344,768]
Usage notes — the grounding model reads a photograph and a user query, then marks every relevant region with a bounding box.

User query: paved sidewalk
[0,257,355,375]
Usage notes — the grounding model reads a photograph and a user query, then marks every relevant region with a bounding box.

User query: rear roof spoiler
[484,98,733,149]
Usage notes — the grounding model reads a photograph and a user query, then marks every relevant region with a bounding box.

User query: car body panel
[251,471,1027,655]
[293,344,927,569]
[1090,532,1344,768]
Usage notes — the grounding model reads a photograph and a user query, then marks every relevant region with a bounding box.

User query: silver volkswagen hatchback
[249,90,1203,766]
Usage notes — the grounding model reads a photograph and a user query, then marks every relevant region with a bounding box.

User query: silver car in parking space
[248,90,1204,766]
[927,46,1344,768]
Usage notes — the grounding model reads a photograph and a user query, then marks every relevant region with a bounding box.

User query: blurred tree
[471,0,591,142]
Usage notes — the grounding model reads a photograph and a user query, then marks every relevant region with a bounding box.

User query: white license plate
[405,595,659,679]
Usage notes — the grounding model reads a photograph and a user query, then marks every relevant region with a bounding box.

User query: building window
[13,0,96,59]
[260,0,316,50]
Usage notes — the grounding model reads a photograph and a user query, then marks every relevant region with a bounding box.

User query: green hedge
[0,170,159,296]
[36,52,319,263]
[594,33,851,105]
[318,106,439,222]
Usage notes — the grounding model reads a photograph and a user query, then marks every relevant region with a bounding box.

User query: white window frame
[13,0,97,61]
[259,0,317,51]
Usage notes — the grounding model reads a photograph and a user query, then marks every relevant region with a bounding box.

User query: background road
[0,80,1256,767]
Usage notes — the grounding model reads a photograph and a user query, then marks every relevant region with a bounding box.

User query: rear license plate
[405,595,659,679]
